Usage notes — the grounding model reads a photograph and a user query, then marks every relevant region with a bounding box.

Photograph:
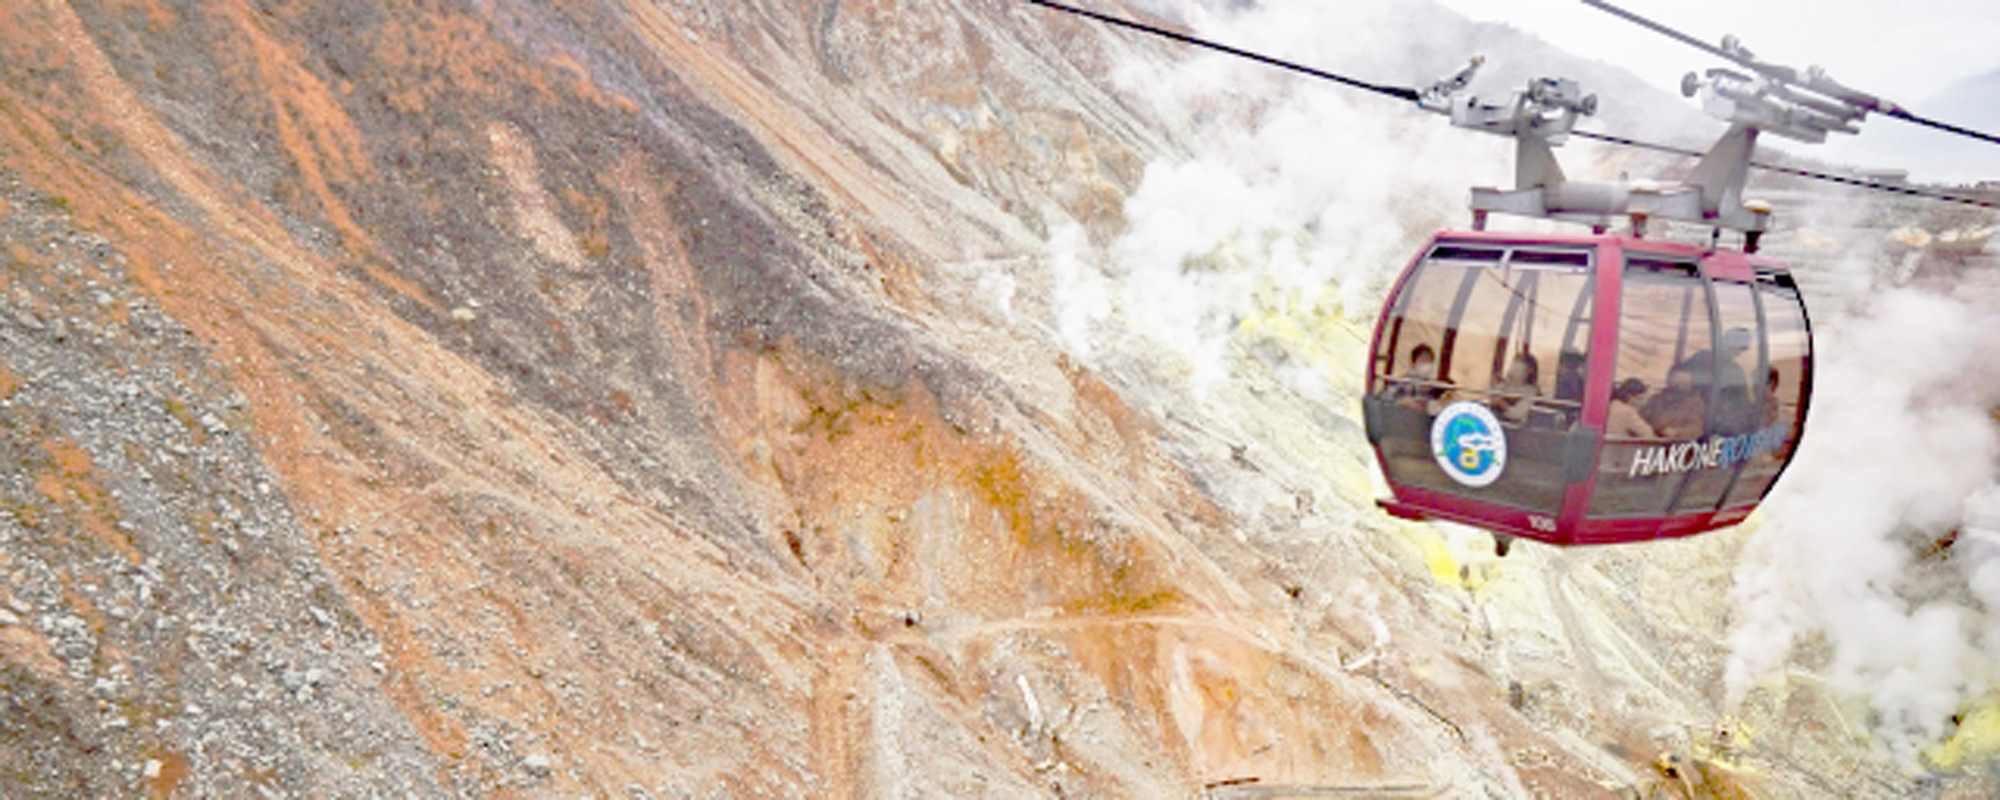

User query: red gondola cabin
[1364,230,1813,546]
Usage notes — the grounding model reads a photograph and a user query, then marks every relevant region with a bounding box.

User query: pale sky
[1436,0,2000,180]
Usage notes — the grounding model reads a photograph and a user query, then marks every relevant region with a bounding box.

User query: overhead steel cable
[1023,0,1420,102]
[1581,0,2000,148]
[1027,0,2000,211]
[1883,108,2000,147]
[1577,0,1734,63]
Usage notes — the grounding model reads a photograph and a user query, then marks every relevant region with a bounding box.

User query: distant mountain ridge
[1820,65,2000,183]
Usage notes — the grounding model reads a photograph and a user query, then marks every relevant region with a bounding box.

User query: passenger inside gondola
[1677,327,1754,396]
[1489,353,1541,425]
[1642,364,1706,438]
[1553,350,1587,426]
[1759,367,1795,461]
[1760,366,1783,427]
[1675,327,1757,433]
[1607,378,1657,438]
[1385,343,1452,412]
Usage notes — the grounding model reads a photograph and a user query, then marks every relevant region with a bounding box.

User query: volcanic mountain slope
[0,1,1990,798]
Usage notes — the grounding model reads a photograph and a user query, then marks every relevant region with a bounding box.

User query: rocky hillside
[0,1,1992,798]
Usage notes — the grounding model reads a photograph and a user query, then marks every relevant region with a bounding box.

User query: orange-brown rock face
[0,1,1981,798]
[0,1,1259,794]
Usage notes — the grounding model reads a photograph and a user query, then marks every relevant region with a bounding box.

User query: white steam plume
[1045,0,1509,393]
[1725,282,2000,762]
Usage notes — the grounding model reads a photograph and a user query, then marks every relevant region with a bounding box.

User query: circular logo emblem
[1431,401,1507,487]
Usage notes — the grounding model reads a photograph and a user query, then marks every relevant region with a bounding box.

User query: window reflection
[1590,263,1810,519]
[1371,244,1594,513]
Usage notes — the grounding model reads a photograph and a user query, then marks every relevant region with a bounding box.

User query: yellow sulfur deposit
[1927,697,2000,772]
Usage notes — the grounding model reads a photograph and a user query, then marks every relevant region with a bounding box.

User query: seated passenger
[1760,367,1796,460]
[1676,327,1753,397]
[1760,367,1783,427]
[1605,378,1658,439]
[1488,353,1541,425]
[1553,350,1588,426]
[1713,384,1757,435]
[1641,364,1707,438]
[1385,344,1451,411]
[1554,351,1587,404]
